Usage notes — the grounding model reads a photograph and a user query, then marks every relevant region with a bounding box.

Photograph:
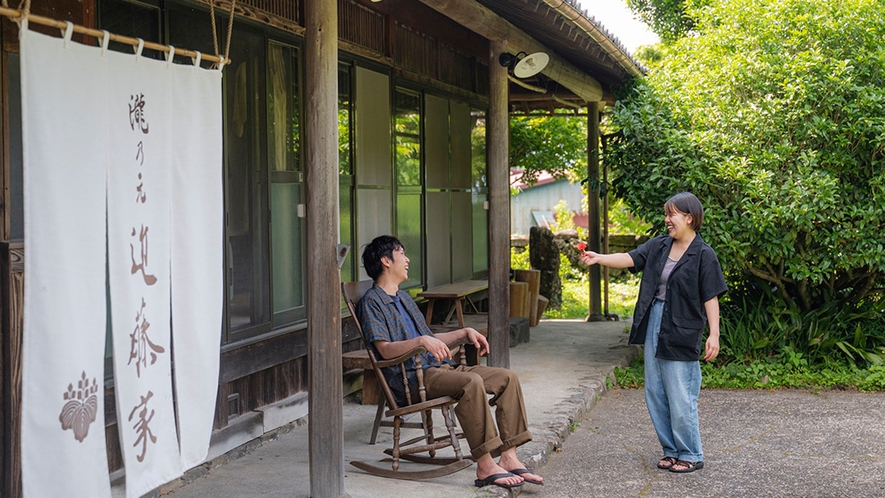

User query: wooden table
[417,279,488,328]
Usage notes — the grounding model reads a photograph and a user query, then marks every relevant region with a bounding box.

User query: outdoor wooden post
[586,105,605,321]
[487,39,511,368]
[304,1,346,497]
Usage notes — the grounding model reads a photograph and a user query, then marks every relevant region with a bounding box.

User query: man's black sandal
[474,472,524,489]
[510,468,543,485]
[657,456,678,470]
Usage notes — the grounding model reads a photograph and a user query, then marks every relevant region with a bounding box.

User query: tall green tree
[608,0,885,313]
[509,112,587,187]
[626,0,703,41]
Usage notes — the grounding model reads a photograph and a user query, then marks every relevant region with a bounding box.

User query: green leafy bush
[719,290,885,366]
[608,0,885,317]
[607,198,652,236]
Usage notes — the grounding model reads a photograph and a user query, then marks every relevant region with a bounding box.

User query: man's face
[386,246,410,282]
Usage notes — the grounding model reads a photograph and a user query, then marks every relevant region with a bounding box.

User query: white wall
[511,180,584,236]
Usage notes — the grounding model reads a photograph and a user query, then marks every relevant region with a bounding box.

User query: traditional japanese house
[0,0,643,496]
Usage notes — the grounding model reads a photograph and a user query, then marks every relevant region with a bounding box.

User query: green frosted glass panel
[395,91,420,136]
[339,65,352,175]
[452,192,472,281]
[425,191,451,287]
[268,43,299,172]
[472,194,488,274]
[340,183,354,282]
[271,183,303,313]
[355,67,391,186]
[396,136,421,186]
[397,193,423,288]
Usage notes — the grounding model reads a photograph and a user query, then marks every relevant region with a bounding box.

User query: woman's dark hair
[362,235,404,281]
[665,192,704,231]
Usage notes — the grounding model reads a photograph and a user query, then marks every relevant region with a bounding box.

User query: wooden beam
[417,0,603,103]
[304,1,346,496]
[487,39,510,369]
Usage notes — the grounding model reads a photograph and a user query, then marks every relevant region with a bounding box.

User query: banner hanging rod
[0,7,229,66]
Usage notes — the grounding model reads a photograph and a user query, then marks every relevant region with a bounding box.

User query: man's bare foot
[497,451,543,485]
[475,454,523,488]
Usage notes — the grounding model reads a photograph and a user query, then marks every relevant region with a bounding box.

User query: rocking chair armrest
[447,336,469,348]
[373,338,468,369]
[374,346,429,369]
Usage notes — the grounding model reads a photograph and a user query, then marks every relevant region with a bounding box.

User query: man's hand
[420,335,452,362]
[464,327,490,357]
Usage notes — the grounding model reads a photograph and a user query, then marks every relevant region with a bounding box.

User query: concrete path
[540,388,885,498]
[157,319,639,498]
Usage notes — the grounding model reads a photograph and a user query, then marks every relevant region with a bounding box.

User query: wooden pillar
[487,39,510,368]
[1,241,24,498]
[304,1,346,497]
[586,106,605,321]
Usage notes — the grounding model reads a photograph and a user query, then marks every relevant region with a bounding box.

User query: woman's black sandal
[657,456,678,470]
[670,460,704,473]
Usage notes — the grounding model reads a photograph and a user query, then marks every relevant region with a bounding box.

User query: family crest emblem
[59,371,99,442]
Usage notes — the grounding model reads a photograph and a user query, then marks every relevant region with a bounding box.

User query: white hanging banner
[20,27,112,498]
[106,43,182,498]
[20,21,223,498]
[168,56,224,471]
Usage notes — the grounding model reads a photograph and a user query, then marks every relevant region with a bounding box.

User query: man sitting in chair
[357,235,543,490]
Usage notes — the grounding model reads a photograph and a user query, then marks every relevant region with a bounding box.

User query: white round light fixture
[513,52,549,78]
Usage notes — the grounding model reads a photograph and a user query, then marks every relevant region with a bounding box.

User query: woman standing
[580,192,727,473]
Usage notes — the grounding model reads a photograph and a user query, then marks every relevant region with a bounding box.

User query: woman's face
[664,205,694,239]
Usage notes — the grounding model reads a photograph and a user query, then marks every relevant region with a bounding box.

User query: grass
[615,355,885,391]
[541,275,640,320]
[511,243,640,320]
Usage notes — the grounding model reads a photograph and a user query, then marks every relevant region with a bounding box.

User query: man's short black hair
[362,235,404,281]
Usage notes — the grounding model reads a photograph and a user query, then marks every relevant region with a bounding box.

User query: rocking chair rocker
[341,280,472,480]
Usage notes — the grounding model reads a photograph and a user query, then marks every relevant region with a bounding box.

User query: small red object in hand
[576,241,587,251]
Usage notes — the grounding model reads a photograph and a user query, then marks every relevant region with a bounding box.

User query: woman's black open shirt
[627,234,728,361]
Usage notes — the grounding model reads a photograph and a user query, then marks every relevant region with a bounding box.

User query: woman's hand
[704,334,720,362]
[579,250,601,266]
[703,297,721,362]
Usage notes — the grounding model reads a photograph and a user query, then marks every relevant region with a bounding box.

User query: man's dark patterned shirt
[356,284,454,407]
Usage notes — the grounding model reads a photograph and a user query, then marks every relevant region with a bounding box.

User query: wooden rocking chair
[342,280,472,480]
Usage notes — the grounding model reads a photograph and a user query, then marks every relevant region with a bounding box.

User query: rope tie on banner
[61,20,73,48]
[209,0,238,68]
[166,45,175,68]
[192,51,202,73]
[0,3,230,67]
[100,30,110,57]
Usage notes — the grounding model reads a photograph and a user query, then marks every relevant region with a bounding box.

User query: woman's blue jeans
[644,299,703,462]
